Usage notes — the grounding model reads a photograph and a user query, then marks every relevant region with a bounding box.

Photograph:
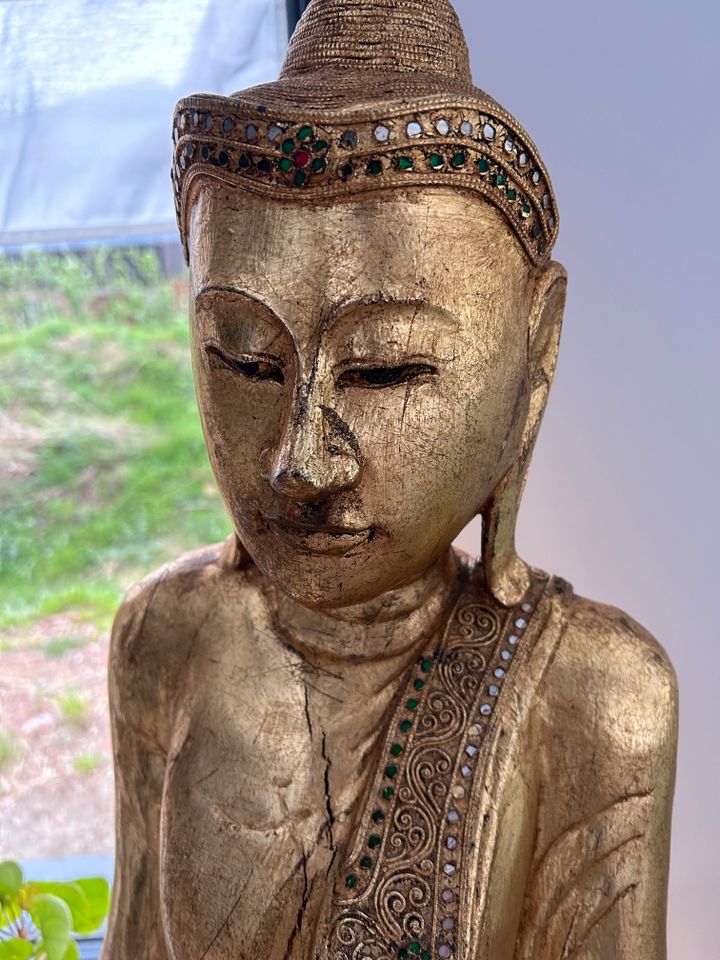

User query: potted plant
[0,860,109,959]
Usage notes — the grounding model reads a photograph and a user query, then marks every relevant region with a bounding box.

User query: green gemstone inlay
[390,743,403,757]
[478,158,490,173]
[399,951,409,960]
[414,678,425,690]
[452,151,466,167]
[282,138,295,155]
[533,224,542,237]
[507,188,517,201]
[521,203,531,218]
[346,874,356,888]
[368,834,382,849]
[398,156,414,170]
[258,157,271,172]
[400,719,412,733]
[368,159,383,176]
[311,157,326,173]
[382,786,395,800]
[279,157,293,172]
[294,170,307,186]
[421,659,432,672]
[406,698,419,711]
[298,125,313,141]
[421,951,431,960]
[429,153,444,168]
[495,173,506,187]
[410,943,421,955]
[360,856,373,869]
[313,139,329,152]
[239,154,251,168]
[385,764,398,778]
[372,809,385,822]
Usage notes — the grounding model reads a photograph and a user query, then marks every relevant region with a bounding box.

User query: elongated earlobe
[219,532,252,571]
[482,262,567,605]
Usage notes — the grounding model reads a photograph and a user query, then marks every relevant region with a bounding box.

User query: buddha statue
[101,2,678,958]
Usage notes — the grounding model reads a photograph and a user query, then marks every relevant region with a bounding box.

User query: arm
[100,581,170,960]
[515,599,679,959]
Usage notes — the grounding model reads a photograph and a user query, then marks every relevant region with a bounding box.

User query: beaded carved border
[172,96,558,266]
[322,573,548,960]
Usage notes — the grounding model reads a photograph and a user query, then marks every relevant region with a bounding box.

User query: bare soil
[0,615,114,859]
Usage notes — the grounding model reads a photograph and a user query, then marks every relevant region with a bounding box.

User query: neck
[268,548,465,664]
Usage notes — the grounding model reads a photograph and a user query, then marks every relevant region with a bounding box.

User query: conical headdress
[172,0,558,265]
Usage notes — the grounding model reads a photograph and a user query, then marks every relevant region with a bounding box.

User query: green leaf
[0,861,23,903]
[0,940,34,960]
[27,883,88,935]
[62,940,80,960]
[26,877,108,935]
[72,877,109,932]
[33,893,72,960]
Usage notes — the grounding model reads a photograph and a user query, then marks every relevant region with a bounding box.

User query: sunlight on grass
[55,688,91,725]
[73,750,104,775]
[0,730,21,770]
[0,247,229,628]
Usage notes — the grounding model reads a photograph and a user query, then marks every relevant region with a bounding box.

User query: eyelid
[203,338,284,367]
[334,354,443,373]
[335,359,439,389]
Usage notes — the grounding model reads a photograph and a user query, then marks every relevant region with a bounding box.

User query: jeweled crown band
[172,93,558,267]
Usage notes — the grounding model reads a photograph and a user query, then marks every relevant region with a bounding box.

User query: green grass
[73,750,103,775]
[0,247,228,630]
[41,634,89,658]
[0,730,20,770]
[55,688,90,725]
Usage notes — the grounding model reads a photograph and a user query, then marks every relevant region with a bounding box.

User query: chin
[246,541,401,610]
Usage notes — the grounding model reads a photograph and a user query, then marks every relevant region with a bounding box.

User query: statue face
[188,186,535,608]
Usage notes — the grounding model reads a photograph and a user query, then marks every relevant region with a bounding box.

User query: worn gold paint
[102,2,678,959]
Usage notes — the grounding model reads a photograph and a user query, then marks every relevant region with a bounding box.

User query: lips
[264,515,375,556]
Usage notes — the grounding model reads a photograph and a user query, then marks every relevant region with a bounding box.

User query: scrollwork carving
[324,574,547,960]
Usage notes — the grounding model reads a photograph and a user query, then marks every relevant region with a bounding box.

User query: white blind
[0,0,287,247]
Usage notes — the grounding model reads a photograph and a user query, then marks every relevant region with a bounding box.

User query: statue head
[172,0,567,610]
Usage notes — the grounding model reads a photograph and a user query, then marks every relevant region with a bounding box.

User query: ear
[218,532,252,571]
[481,260,567,605]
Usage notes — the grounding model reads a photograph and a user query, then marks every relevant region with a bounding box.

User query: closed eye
[204,341,284,384]
[336,363,438,389]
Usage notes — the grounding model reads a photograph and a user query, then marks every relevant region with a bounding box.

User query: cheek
[349,351,525,533]
[192,351,282,498]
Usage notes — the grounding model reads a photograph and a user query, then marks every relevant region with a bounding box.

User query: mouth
[264,515,376,556]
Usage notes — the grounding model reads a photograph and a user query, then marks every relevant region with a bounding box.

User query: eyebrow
[328,295,460,332]
[195,285,459,332]
[194,284,272,311]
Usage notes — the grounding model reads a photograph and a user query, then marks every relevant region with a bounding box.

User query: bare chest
[158,651,391,959]
[156,571,548,960]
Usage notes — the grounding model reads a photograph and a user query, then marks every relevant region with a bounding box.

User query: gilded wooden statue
[102,1,678,958]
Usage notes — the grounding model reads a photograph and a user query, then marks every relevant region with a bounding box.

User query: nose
[270,400,362,502]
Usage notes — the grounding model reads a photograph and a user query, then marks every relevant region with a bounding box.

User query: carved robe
[103,541,676,960]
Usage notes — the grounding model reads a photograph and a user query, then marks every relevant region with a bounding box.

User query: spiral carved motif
[448,603,500,646]
[323,573,548,960]
[416,689,466,743]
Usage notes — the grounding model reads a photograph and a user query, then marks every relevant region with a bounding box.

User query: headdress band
[172,0,559,267]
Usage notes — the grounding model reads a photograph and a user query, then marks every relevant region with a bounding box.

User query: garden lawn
[0,248,228,634]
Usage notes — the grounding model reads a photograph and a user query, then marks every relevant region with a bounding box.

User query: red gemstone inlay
[294,150,311,168]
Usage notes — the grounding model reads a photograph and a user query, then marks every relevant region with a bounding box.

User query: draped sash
[322,568,571,960]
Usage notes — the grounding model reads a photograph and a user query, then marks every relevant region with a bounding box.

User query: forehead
[188,185,531,336]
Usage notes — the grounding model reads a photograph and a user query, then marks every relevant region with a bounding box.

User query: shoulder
[111,537,231,661]
[109,536,263,747]
[515,589,677,958]
[542,587,678,763]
